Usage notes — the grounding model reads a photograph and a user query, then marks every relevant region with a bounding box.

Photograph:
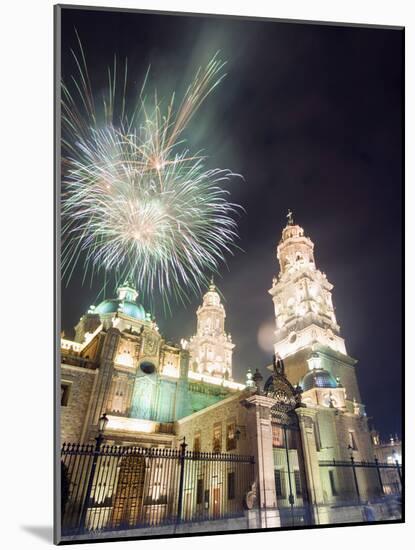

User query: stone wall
[176,390,253,456]
[312,407,381,503]
[60,365,97,443]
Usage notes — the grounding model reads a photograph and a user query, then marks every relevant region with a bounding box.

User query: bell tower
[270,210,346,358]
[269,211,362,405]
[188,278,234,380]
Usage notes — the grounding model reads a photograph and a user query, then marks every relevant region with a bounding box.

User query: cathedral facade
[60,214,401,535]
[61,278,243,446]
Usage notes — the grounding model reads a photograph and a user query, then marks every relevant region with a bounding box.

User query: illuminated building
[60,215,401,533]
[269,210,362,407]
[60,278,244,446]
[261,212,384,522]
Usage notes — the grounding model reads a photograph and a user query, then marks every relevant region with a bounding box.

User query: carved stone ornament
[265,354,302,415]
[143,334,158,356]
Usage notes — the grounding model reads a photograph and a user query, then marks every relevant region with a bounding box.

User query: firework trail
[61,34,242,307]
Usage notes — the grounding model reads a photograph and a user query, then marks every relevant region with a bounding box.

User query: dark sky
[60,7,403,439]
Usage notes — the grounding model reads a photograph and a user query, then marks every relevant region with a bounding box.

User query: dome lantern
[117,277,138,302]
[93,278,147,322]
[307,351,321,371]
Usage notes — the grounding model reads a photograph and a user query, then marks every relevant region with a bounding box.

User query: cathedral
[60,213,401,536]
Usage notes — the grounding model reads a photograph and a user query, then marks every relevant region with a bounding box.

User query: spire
[286,209,294,226]
[209,274,216,291]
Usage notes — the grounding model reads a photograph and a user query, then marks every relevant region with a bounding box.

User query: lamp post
[79,413,109,532]
[348,445,361,505]
[176,437,188,523]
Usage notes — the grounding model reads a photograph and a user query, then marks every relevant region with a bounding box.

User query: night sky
[60,7,403,439]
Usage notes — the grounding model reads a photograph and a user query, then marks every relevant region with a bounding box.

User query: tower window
[274,469,284,497]
[61,382,71,406]
[212,423,222,453]
[348,431,358,450]
[193,431,201,453]
[226,422,237,451]
[294,470,302,496]
[289,332,297,343]
[329,470,338,496]
[314,422,322,451]
[272,424,284,448]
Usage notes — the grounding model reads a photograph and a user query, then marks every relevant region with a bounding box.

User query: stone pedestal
[246,508,280,529]
[245,394,281,527]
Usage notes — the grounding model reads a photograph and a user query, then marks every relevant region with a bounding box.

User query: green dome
[300,368,337,392]
[95,298,147,321]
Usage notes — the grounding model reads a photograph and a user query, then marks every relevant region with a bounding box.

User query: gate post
[296,408,324,524]
[244,395,280,528]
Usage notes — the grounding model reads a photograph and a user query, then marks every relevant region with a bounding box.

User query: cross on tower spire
[286,209,294,225]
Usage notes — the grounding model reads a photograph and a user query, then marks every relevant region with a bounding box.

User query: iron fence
[319,458,402,503]
[61,441,255,535]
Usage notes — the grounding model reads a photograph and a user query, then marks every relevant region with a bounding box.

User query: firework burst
[61,35,242,306]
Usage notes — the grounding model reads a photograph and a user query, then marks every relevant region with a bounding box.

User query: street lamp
[97,412,109,446]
